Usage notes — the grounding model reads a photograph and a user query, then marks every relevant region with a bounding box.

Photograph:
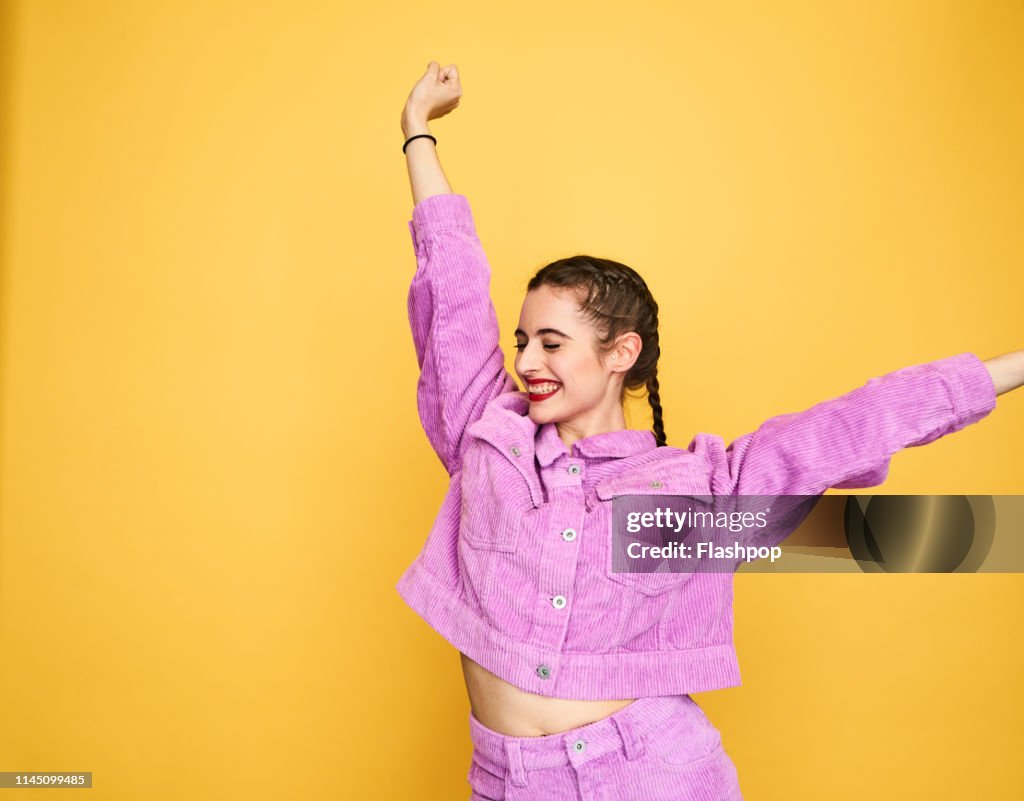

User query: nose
[515,341,543,376]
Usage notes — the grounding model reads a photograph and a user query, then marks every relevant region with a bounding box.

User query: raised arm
[690,352,1001,498]
[400,63,519,476]
[401,61,460,206]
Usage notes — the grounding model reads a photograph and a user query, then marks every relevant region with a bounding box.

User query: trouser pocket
[467,754,507,801]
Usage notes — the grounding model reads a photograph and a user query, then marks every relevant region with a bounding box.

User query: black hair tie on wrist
[403,133,437,154]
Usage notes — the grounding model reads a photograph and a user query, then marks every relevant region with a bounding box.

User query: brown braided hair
[525,255,667,447]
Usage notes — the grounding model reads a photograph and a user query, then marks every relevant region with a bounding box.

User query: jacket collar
[466,391,658,466]
[465,391,536,451]
[536,416,657,466]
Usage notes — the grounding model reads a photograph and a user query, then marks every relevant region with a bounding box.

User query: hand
[402,61,462,131]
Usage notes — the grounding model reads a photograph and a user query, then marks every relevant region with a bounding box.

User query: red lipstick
[526,378,562,401]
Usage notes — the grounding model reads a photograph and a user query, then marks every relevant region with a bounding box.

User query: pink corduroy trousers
[466,694,744,801]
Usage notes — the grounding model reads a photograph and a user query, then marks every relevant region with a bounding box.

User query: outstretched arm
[982,349,1024,396]
[691,351,1002,498]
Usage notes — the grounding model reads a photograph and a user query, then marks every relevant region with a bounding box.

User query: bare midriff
[461,652,636,736]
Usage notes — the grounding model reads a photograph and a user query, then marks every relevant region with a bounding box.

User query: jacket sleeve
[406,194,519,476]
[691,352,997,498]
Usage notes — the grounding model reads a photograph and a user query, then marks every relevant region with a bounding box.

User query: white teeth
[530,383,560,394]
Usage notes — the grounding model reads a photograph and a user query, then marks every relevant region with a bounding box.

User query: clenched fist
[402,61,462,132]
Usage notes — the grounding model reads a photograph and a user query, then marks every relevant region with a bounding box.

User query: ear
[607,332,642,374]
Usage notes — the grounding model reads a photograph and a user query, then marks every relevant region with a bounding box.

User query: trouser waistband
[467,695,693,788]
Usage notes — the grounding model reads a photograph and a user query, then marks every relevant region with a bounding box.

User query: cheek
[557,355,602,390]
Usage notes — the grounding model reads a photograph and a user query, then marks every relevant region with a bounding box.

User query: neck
[555,406,628,452]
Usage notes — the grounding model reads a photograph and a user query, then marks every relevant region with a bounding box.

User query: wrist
[401,107,431,138]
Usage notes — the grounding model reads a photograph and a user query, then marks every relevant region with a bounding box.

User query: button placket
[533,463,586,691]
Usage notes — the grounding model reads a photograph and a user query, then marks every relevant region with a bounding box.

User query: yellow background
[0,1,1021,799]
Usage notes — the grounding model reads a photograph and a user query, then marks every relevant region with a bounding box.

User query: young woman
[396,61,1024,801]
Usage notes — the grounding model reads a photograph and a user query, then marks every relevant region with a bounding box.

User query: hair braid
[631,276,667,447]
[647,348,667,447]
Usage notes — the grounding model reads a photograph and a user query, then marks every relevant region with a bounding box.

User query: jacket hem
[395,557,743,701]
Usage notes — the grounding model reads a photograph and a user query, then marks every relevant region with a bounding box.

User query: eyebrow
[513,328,574,339]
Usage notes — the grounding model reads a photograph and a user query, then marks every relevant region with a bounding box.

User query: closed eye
[513,343,561,351]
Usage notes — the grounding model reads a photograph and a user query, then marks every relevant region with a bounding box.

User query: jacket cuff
[410,193,475,232]
[407,194,476,256]
[931,352,997,428]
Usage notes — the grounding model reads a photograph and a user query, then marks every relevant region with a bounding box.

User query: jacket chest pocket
[603,516,695,596]
[460,494,524,552]
[458,441,538,552]
[596,464,710,596]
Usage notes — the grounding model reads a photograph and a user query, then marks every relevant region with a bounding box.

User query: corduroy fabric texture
[466,694,743,800]
[396,192,998,703]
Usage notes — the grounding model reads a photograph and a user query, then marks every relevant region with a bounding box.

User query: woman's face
[513,284,639,430]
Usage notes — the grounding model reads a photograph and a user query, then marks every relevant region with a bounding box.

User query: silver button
[561,528,577,542]
[573,739,587,753]
[649,480,663,488]
[536,664,551,679]
[552,594,567,609]
[509,446,521,457]
[568,464,581,475]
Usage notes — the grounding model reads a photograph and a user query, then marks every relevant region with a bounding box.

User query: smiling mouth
[528,382,561,400]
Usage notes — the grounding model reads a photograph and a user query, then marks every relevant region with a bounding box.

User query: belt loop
[611,714,645,761]
[504,740,529,787]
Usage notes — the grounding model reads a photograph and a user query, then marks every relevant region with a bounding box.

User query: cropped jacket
[394,193,997,701]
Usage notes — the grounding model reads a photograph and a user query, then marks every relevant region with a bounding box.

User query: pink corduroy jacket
[394,193,997,701]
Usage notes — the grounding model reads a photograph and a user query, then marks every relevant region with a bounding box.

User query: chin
[527,404,558,424]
